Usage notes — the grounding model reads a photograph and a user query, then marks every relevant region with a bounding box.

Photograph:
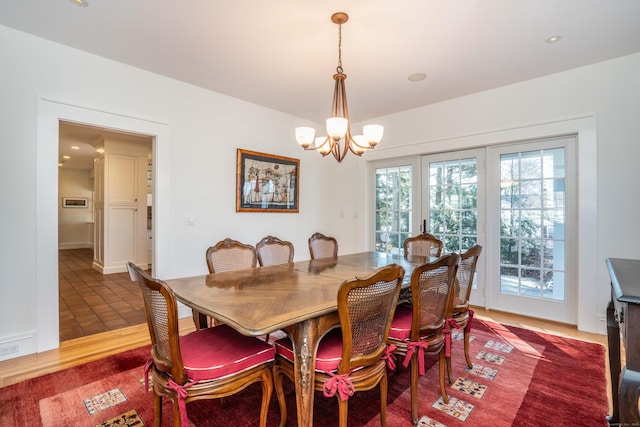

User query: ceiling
[58,121,151,170]
[3,1,640,168]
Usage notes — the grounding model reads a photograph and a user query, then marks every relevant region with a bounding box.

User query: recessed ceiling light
[69,0,88,7]
[58,163,64,167]
[408,73,427,82]
[545,35,562,44]
[71,146,79,150]
[63,155,71,160]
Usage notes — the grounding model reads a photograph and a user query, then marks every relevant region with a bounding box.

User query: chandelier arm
[339,76,349,120]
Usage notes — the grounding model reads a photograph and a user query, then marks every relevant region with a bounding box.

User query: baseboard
[94,263,150,275]
[0,332,36,362]
[59,243,93,250]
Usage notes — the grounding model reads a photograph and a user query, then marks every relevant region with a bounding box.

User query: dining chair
[206,238,258,274]
[398,233,444,305]
[256,235,294,266]
[447,245,483,381]
[308,232,338,259]
[193,238,258,329]
[126,262,276,427]
[388,253,459,424]
[273,264,405,427]
[403,232,443,258]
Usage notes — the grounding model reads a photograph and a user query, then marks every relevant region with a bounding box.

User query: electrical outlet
[0,344,19,356]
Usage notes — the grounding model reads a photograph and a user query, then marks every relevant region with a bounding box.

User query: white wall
[1,22,638,359]
[0,25,354,359]
[357,52,640,334]
[58,168,93,249]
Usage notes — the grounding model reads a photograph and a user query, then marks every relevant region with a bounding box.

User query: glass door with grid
[422,149,486,307]
[487,137,576,323]
[372,158,420,256]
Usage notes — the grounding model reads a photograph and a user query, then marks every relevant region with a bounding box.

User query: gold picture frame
[236,149,299,213]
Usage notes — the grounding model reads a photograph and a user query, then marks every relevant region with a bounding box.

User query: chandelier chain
[336,22,343,74]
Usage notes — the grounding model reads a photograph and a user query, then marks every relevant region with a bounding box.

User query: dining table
[165,251,429,427]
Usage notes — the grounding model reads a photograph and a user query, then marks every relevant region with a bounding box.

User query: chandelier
[295,12,383,163]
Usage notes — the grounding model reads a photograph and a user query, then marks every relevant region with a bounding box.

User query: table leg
[287,318,320,427]
[284,312,339,427]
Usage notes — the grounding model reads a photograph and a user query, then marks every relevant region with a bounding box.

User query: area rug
[0,319,609,426]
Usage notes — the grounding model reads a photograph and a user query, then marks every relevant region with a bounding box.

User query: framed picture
[62,197,88,208]
[236,149,299,213]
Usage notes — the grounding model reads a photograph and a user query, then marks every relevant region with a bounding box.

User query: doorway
[37,98,171,352]
[58,121,153,340]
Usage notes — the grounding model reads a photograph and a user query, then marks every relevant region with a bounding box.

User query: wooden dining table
[165,251,428,427]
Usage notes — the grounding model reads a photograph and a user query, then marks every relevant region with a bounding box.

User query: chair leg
[380,372,388,427]
[410,354,420,426]
[338,397,349,427]
[446,333,454,384]
[153,393,162,427]
[273,365,288,427]
[171,397,181,426]
[259,369,273,427]
[438,351,449,404]
[464,328,473,369]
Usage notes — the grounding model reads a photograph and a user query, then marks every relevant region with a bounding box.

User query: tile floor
[59,249,147,342]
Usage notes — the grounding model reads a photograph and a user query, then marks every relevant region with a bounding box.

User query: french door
[421,149,486,308]
[373,136,576,324]
[486,137,576,323]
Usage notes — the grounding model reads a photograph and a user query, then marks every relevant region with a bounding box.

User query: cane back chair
[403,232,443,258]
[388,253,459,425]
[273,264,405,427]
[447,245,482,379]
[193,238,258,329]
[126,262,275,427]
[308,232,338,259]
[256,235,294,266]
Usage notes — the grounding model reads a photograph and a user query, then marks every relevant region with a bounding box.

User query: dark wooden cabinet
[606,258,640,425]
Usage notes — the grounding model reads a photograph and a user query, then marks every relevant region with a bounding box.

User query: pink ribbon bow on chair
[323,370,355,401]
[382,344,398,370]
[403,341,430,375]
[444,318,461,357]
[466,308,475,333]
[167,378,197,427]
[143,359,153,393]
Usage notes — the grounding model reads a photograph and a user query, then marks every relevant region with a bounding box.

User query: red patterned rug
[0,319,609,426]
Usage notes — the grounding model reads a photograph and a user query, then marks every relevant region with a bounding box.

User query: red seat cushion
[180,324,275,382]
[389,303,413,340]
[275,328,343,372]
[389,303,440,341]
